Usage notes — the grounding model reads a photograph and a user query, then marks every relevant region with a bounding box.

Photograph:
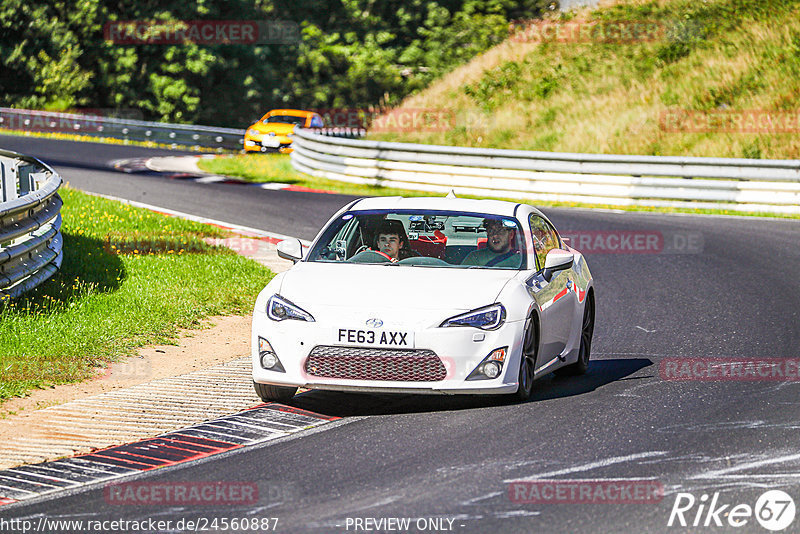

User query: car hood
[278,262,517,326]
[248,122,297,135]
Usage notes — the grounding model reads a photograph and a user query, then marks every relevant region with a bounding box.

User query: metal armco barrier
[290,129,800,214]
[0,107,245,151]
[0,108,367,152]
[308,127,366,139]
[0,150,63,299]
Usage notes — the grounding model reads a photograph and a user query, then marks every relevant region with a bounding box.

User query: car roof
[349,196,524,218]
[266,109,316,117]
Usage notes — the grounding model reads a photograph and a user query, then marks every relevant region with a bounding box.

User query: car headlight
[267,294,315,322]
[247,129,260,136]
[440,304,506,330]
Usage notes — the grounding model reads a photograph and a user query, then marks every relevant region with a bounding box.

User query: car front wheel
[253,381,297,403]
[512,315,537,402]
[555,292,594,377]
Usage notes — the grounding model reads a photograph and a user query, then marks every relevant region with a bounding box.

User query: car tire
[253,381,297,403]
[555,292,594,377]
[511,315,538,402]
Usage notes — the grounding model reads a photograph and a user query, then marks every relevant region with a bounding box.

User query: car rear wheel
[555,293,594,377]
[512,315,537,402]
[253,381,297,403]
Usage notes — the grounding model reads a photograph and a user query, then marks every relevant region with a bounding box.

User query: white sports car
[252,196,594,402]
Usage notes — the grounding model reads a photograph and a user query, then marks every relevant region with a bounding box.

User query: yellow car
[243,109,324,153]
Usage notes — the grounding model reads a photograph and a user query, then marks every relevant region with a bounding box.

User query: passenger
[462,218,521,268]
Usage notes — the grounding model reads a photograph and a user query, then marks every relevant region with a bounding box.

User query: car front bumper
[243,136,292,152]
[251,310,525,395]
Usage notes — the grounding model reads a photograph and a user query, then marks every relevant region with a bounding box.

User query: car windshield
[264,115,306,126]
[308,210,527,269]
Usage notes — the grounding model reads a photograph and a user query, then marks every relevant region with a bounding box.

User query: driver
[373,219,415,262]
[462,218,521,268]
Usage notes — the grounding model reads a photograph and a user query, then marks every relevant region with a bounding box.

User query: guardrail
[290,129,800,214]
[0,150,63,299]
[0,107,245,151]
[0,108,367,152]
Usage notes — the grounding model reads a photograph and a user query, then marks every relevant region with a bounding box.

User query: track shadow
[531,357,654,402]
[288,357,653,418]
[2,234,125,310]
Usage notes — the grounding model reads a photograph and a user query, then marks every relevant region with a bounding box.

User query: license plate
[261,137,281,148]
[334,328,414,348]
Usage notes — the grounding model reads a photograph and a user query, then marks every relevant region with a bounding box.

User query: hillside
[369,0,800,159]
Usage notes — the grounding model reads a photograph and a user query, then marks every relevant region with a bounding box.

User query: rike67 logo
[668,490,796,531]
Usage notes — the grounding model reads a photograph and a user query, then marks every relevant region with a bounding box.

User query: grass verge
[370,0,800,160]
[198,153,800,219]
[0,187,273,403]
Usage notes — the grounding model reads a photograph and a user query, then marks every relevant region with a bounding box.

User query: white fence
[0,150,63,299]
[290,129,800,214]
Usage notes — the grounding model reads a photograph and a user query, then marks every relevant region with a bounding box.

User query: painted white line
[691,452,800,479]
[494,510,541,518]
[460,491,502,506]
[203,419,286,434]
[227,415,302,430]
[715,473,800,480]
[5,470,77,485]
[193,176,228,183]
[80,190,311,245]
[179,427,249,442]
[0,474,59,488]
[0,483,36,495]
[259,182,294,190]
[504,451,668,482]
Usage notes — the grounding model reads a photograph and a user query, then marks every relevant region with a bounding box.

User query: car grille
[305,346,447,382]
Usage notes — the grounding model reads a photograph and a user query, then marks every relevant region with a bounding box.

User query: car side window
[529,215,558,270]
[313,216,360,260]
[309,115,324,128]
[545,221,563,249]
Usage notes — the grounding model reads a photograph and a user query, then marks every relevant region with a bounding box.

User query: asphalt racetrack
[1,134,799,533]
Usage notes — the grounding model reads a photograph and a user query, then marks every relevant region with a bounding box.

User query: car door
[526,214,577,366]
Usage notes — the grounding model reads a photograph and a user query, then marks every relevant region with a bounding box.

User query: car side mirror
[277,238,303,263]
[542,249,574,282]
